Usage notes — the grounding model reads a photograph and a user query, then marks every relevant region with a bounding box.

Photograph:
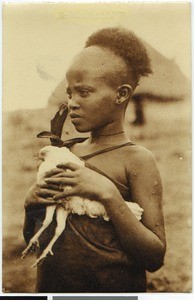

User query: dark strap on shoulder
[61,138,135,159]
[80,142,135,160]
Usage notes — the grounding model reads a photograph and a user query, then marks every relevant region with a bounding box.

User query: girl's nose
[68,97,80,109]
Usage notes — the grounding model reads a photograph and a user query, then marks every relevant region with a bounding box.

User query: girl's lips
[70,113,82,119]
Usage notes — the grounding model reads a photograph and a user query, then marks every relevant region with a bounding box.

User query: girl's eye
[80,90,89,97]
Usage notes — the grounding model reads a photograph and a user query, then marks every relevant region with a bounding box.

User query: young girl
[23,27,166,292]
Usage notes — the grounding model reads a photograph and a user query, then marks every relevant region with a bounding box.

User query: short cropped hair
[85,27,152,87]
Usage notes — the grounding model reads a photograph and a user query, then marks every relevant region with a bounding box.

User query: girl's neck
[88,128,129,145]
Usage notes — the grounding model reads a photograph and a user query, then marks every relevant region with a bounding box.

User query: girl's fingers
[37,182,64,191]
[56,162,81,171]
[43,168,63,178]
[45,177,76,186]
[36,189,60,198]
[53,172,74,178]
[54,188,77,200]
[37,197,58,206]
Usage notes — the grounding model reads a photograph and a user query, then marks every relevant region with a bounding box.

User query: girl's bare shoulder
[123,144,159,173]
[123,144,156,161]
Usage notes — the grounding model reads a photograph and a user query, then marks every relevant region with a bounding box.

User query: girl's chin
[72,120,101,133]
[73,124,91,133]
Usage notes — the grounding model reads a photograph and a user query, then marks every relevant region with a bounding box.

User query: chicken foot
[21,205,56,259]
[32,206,69,267]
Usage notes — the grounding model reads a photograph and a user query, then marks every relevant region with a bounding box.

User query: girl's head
[65,27,151,133]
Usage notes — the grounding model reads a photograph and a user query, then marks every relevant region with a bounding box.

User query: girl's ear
[116,84,132,104]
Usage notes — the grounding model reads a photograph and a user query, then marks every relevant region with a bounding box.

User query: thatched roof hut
[134,42,190,100]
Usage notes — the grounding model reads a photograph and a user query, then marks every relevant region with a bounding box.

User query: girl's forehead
[71,46,117,66]
[66,46,127,82]
[66,67,88,81]
[66,65,110,85]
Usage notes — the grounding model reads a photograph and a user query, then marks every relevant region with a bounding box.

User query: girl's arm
[102,147,166,272]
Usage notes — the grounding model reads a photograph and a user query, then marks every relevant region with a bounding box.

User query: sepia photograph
[2,0,191,294]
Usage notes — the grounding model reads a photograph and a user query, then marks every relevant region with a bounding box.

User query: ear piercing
[116,98,122,104]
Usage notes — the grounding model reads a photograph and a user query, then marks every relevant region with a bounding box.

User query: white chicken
[22,145,143,267]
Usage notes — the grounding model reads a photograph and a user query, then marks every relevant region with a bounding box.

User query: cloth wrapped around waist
[36,213,146,293]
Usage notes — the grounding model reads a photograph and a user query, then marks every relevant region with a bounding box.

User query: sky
[2,0,191,111]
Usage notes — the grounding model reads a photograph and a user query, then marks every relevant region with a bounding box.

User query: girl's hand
[24,168,64,211]
[44,162,118,203]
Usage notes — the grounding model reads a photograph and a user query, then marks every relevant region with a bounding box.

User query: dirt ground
[2,99,192,293]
